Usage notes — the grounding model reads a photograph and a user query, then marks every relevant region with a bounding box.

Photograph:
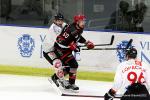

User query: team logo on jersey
[18,34,35,57]
[116,40,133,62]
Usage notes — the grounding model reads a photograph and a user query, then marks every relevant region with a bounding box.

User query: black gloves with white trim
[104,89,116,100]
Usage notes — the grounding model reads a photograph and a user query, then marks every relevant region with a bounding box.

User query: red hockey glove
[86,40,95,49]
[69,42,77,51]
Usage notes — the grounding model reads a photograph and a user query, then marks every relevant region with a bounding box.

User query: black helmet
[126,48,137,59]
[54,13,64,20]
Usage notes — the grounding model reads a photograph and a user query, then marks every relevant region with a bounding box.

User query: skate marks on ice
[0,74,120,100]
[58,80,112,97]
[48,77,62,95]
[0,74,54,94]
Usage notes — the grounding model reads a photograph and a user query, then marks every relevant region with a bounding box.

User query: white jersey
[112,59,150,94]
[43,22,66,53]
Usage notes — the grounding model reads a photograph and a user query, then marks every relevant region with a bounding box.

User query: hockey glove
[104,89,116,100]
[74,46,80,52]
[69,42,77,51]
[86,40,94,49]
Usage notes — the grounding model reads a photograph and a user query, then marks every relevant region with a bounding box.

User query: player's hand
[104,89,115,100]
[86,40,94,49]
[104,93,113,100]
[74,46,80,52]
[69,42,77,51]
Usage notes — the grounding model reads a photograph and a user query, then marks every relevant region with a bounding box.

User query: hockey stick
[79,35,114,47]
[62,93,121,98]
[82,39,133,50]
[62,93,150,99]
[125,39,133,49]
[95,35,114,46]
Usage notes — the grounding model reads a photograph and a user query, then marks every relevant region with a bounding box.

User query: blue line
[0,24,150,35]
[84,29,150,35]
[0,24,49,29]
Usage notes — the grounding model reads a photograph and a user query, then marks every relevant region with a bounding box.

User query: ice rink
[0,74,120,100]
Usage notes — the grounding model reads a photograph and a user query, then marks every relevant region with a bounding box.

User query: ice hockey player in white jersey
[43,13,66,61]
[43,13,67,87]
[104,48,150,100]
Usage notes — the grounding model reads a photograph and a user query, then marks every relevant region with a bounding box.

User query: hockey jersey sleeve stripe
[60,52,71,60]
[65,57,74,64]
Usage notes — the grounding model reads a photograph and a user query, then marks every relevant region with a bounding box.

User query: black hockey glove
[104,89,115,100]
[74,46,80,52]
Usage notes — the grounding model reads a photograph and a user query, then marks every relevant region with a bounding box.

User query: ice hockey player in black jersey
[52,14,95,91]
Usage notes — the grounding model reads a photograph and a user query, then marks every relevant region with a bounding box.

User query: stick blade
[126,39,133,49]
[110,35,115,45]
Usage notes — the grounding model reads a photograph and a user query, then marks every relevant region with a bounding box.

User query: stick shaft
[62,93,121,98]
[80,35,114,47]
[82,39,133,50]
[82,48,126,50]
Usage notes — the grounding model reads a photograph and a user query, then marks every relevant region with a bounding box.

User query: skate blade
[48,78,62,95]
[69,89,79,93]
[62,88,79,93]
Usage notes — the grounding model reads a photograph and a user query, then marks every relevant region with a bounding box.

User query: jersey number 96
[127,72,145,84]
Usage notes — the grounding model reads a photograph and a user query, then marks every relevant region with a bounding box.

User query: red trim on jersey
[60,52,71,60]
[69,75,76,79]
[65,57,74,64]
[135,60,142,66]
[56,36,65,42]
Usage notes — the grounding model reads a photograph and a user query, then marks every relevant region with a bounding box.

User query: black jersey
[56,23,86,47]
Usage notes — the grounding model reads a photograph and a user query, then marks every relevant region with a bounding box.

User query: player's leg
[63,54,79,90]
[43,51,59,86]
[43,51,53,65]
[63,66,70,76]
[43,50,65,87]
[53,47,72,89]
[69,61,79,90]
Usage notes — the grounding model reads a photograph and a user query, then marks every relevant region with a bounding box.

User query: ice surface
[0,74,120,100]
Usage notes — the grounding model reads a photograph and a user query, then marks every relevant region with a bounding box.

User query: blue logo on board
[116,40,133,62]
[18,34,35,57]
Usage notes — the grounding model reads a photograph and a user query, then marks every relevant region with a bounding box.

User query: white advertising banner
[0,25,150,72]
[0,26,49,68]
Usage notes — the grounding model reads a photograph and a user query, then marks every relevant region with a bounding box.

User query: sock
[69,73,76,84]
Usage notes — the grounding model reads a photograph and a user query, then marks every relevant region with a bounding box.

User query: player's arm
[78,36,95,49]
[48,24,62,44]
[43,24,56,52]
[112,64,123,92]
